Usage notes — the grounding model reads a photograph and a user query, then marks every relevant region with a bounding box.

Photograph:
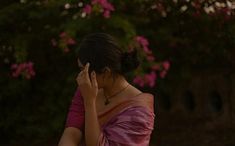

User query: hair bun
[121,49,140,73]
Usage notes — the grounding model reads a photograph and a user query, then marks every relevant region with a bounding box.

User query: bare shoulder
[128,85,155,111]
[137,93,154,111]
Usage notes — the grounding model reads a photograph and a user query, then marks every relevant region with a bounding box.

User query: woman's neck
[102,76,129,98]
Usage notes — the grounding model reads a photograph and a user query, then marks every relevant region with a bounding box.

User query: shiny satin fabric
[97,106,155,146]
[65,88,155,146]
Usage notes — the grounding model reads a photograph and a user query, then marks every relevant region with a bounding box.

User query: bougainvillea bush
[0,0,235,145]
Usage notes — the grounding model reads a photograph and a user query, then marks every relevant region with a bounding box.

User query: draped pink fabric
[97,106,155,146]
[65,88,155,146]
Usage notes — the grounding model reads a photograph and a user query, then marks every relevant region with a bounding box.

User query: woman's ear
[101,67,110,83]
[102,67,112,78]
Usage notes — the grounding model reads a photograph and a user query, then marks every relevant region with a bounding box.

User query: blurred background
[0,0,235,146]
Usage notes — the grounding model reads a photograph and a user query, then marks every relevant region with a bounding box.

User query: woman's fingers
[77,62,92,87]
[76,63,98,101]
[84,62,89,72]
[91,71,98,88]
[83,63,90,80]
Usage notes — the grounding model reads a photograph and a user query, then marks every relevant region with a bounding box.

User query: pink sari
[65,88,155,146]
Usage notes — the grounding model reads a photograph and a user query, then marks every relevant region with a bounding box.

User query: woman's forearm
[85,100,101,146]
[58,127,82,146]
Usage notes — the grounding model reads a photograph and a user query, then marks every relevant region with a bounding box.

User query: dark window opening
[159,92,172,111]
[183,90,195,111]
[208,91,223,112]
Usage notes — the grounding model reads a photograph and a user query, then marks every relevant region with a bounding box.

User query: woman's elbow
[58,127,82,146]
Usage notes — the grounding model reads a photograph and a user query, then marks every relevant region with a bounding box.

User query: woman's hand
[76,63,98,107]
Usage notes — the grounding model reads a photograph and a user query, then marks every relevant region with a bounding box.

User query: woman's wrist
[84,98,96,109]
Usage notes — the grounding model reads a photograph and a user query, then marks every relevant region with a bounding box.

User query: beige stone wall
[152,70,235,146]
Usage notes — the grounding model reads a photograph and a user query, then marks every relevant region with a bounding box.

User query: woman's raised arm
[59,87,85,146]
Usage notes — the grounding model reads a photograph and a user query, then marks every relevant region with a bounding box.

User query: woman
[58,33,155,146]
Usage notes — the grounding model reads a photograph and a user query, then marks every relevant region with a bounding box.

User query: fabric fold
[96,106,155,146]
[65,89,155,146]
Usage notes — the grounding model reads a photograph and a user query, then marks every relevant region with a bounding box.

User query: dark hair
[77,33,139,76]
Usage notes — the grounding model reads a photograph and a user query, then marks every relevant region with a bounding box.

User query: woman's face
[77,58,105,89]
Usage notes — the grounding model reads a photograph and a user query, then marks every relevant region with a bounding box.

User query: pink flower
[162,61,170,70]
[135,36,149,47]
[83,4,92,14]
[51,38,57,47]
[100,0,114,11]
[143,46,152,54]
[91,0,114,18]
[151,64,161,70]
[66,38,76,45]
[57,31,76,53]
[11,63,23,77]
[159,70,167,78]
[12,72,19,77]
[11,61,36,79]
[144,71,157,87]
[59,32,76,45]
[27,61,33,67]
[63,47,70,53]
[21,63,27,69]
[11,64,18,69]
[92,0,114,11]
[135,36,153,54]
[59,32,67,38]
[133,72,157,88]
[133,76,145,87]
[103,10,110,18]
[30,70,36,76]
[147,55,155,61]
